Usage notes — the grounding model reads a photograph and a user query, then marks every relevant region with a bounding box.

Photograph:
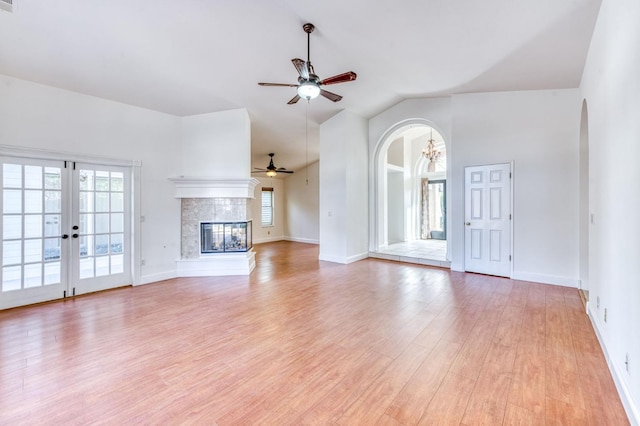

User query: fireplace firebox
[200,221,252,253]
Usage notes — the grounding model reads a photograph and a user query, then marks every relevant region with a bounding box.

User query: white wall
[284,160,319,244]
[320,110,369,263]
[368,91,580,285]
[581,0,640,421]
[180,109,251,178]
[249,177,285,244]
[387,170,405,244]
[0,74,182,284]
[451,89,581,286]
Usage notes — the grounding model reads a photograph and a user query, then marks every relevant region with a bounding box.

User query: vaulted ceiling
[0,0,601,172]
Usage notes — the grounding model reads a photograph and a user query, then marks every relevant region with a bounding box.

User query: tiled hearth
[180,198,248,259]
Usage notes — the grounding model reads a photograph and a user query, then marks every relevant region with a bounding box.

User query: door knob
[465,222,471,226]
[72,233,79,238]
[61,234,69,239]
[72,225,79,230]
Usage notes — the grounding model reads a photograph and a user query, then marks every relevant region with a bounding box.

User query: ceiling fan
[252,153,294,177]
[258,23,357,104]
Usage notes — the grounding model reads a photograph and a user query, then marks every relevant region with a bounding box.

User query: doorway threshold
[370,240,450,268]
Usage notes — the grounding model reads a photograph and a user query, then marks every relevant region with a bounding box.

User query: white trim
[170,177,259,199]
[176,251,256,276]
[319,252,369,264]
[450,261,464,272]
[138,270,178,285]
[588,305,639,426]
[511,271,579,288]
[369,119,451,262]
[285,237,319,244]
[254,236,284,244]
[0,144,141,167]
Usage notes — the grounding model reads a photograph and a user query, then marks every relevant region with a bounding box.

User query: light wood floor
[0,241,629,425]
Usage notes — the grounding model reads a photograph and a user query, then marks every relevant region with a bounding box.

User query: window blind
[261,188,273,226]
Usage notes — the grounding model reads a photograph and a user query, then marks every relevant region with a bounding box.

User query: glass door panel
[72,164,130,295]
[1,158,67,309]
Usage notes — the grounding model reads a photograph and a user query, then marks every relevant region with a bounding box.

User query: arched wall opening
[370,118,450,262]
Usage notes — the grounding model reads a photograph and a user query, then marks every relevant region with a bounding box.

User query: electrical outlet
[141,259,146,266]
[604,308,607,323]
[625,353,630,373]
[597,296,600,309]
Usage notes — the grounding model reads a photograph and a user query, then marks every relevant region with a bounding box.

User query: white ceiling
[0,0,601,173]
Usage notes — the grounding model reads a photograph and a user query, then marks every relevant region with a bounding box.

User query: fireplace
[170,177,259,276]
[201,221,252,253]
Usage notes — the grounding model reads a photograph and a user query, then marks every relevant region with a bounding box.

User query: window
[261,187,273,226]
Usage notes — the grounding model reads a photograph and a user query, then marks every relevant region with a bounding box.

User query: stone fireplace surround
[170,177,259,276]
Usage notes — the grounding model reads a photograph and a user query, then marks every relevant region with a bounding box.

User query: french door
[1,157,131,309]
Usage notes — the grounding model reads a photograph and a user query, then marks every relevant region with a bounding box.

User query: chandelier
[422,129,441,169]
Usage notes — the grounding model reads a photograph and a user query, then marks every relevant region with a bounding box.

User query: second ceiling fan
[258,23,357,104]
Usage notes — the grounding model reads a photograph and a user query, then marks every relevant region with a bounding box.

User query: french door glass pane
[25,166,42,189]
[25,215,43,238]
[44,215,60,237]
[80,257,93,279]
[25,190,43,213]
[44,238,61,261]
[45,191,61,213]
[96,192,109,212]
[2,163,63,293]
[95,214,109,233]
[45,167,62,190]
[111,255,124,274]
[3,265,21,291]
[3,164,22,188]
[3,240,21,265]
[24,264,42,288]
[4,190,21,214]
[24,239,42,263]
[3,216,21,239]
[44,262,60,285]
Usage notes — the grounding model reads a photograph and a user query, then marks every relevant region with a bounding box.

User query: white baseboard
[450,261,464,272]
[137,270,177,285]
[285,236,319,244]
[319,251,368,264]
[253,236,284,244]
[511,271,579,287]
[588,305,639,426]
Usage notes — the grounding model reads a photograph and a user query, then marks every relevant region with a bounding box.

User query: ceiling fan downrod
[303,23,315,65]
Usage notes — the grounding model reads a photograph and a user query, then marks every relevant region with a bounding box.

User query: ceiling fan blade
[258,82,298,87]
[320,89,343,102]
[278,170,294,174]
[287,94,301,105]
[251,171,266,174]
[292,58,309,79]
[319,71,357,86]
[253,167,267,171]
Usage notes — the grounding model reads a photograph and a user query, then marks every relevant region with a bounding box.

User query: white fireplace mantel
[169,177,260,199]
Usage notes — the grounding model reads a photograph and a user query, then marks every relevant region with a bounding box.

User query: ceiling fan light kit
[258,22,357,104]
[252,153,294,177]
[297,81,320,100]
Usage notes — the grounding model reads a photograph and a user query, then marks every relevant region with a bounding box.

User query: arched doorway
[370,119,449,265]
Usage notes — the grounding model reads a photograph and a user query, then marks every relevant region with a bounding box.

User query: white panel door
[1,158,132,309]
[464,163,511,277]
